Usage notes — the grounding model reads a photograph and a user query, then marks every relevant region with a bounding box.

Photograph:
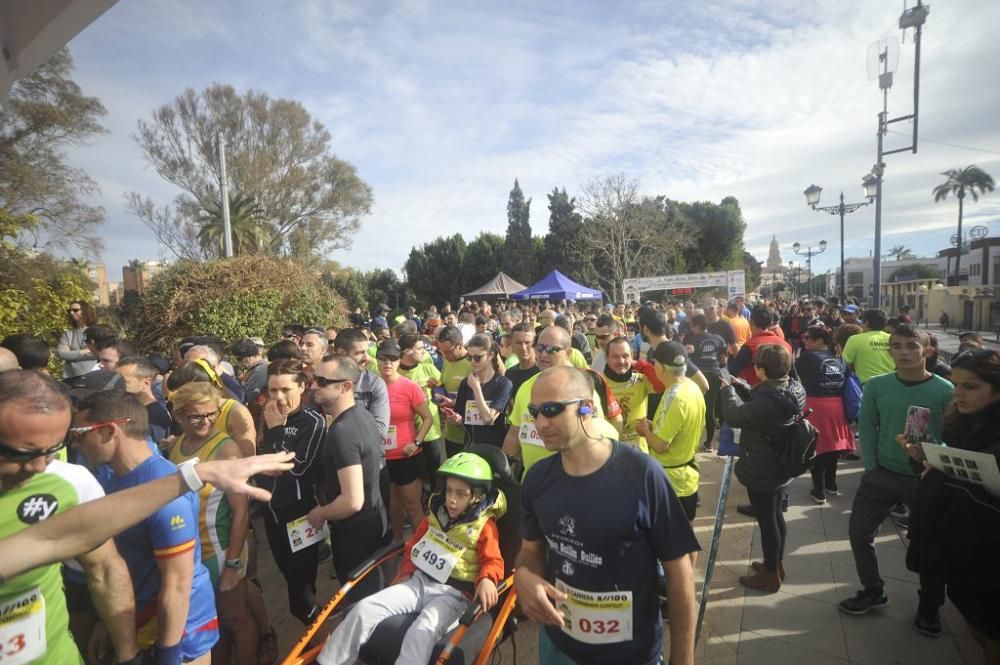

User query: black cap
[68,369,124,402]
[146,352,171,374]
[652,341,688,367]
[378,303,390,313]
[377,339,401,357]
[230,339,259,359]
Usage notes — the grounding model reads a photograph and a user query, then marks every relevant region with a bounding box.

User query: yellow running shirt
[650,379,705,498]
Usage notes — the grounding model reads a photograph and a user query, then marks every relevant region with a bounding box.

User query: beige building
[84,263,110,306]
[122,260,168,295]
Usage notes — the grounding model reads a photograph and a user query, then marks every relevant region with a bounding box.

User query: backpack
[843,371,863,422]
[766,407,819,478]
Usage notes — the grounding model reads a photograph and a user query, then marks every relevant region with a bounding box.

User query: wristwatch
[177,457,204,492]
[224,558,243,571]
[414,440,424,448]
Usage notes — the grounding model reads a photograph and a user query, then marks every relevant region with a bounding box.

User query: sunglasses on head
[314,375,349,387]
[534,344,564,354]
[527,398,585,419]
[0,438,67,462]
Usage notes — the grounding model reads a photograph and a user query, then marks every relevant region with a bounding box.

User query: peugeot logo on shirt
[17,494,58,523]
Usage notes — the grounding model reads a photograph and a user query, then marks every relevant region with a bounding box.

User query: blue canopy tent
[509,270,603,302]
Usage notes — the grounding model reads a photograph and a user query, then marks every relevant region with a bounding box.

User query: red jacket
[734,330,793,385]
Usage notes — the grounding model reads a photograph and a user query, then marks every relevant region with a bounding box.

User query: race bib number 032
[410,528,462,583]
[0,587,46,665]
[555,579,633,645]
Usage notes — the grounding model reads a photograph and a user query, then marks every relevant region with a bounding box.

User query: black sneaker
[915,593,943,637]
[810,488,826,505]
[827,484,841,496]
[839,588,889,615]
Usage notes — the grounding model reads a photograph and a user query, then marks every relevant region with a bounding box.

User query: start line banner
[623,270,746,302]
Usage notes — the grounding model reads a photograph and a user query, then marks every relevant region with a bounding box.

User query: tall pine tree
[543,187,595,285]
[503,179,536,284]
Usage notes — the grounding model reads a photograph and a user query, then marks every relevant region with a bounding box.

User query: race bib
[410,528,462,583]
[0,587,46,665]
[383,426,398,451]
[286,516,329,553]
[555,579,633,645]
[464,402,485,426]
[518,419,544,448]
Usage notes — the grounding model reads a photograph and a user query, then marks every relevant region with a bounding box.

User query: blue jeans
[538,628,666,665]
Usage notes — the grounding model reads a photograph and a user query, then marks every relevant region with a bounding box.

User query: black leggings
[262,509,318,625]
[704,375,721,444]
[810,452,840,493]
[747,487,787,573]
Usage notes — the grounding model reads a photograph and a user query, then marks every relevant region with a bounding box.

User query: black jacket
[720,378,807,492]
[259,406,326,522]
[907,401,1000,593]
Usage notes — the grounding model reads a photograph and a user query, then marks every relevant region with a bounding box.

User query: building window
[970,264,981,277]
[993,261,1000,285]
[848,272,864,286]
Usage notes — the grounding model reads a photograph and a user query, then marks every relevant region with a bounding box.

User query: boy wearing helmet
[318,452,506,665]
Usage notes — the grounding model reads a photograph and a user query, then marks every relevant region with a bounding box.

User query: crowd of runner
[0,292,998,665]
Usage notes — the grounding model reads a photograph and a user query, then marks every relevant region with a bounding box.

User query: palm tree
[888,245,914,261]
[934,165,995,283]
[198,192,271,257]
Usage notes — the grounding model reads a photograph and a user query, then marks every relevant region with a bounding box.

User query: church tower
[766,235,783,271]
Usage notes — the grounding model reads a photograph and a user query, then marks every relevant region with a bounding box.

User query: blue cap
[843,305,859,314]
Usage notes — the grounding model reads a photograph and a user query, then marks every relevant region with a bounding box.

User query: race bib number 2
[555,579,633,645]
[0,587,46,665]
[286,516,329,553]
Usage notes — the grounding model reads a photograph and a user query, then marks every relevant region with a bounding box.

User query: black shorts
[387,453,424,486]
[677,492,698,522]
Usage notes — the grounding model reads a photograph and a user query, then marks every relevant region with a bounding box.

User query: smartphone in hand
[904,406,931,444]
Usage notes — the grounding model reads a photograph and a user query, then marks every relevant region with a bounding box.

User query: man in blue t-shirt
[74,391,218,665]
[515,367,700,665]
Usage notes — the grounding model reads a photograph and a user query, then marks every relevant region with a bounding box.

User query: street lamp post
[804,177,877,304]
[792,240,827,298]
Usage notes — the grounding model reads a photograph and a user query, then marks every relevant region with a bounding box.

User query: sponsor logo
[17,494,58,523]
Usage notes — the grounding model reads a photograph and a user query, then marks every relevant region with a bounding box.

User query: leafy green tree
[0,48,107,256]
[543,188,596,285]
[365,268,408,313]
[404,234,467,306]
[742,251,762,293]
[503,180,536,284]
[462,232,506,295]
[888,263,942,282]
[322,267,369,311]
[127,83,373,259]
[197,192,271,257]
[933,165,995,282]
[677,196,746,272]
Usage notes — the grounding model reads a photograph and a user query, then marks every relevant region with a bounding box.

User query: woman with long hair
[57,300,97,378]
[448,333,512,449]
[720,344,806,592]
[905,349,1000,663]
[795,325,856,503]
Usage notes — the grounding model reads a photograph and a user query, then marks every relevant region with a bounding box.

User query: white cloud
[55,0,1000,285]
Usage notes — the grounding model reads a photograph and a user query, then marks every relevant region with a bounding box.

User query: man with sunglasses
[0,370,140,665]
[515,366,699,665]
[73,390,219,665]
[502,325,622,477]
[588,314,618,373]
[431,326,472,458]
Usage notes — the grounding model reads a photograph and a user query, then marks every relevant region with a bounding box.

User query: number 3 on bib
[555,579,633,645]
[409,528,462,583]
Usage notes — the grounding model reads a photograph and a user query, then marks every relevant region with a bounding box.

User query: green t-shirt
[441,356,472,444]
[842,330,895,383]
[604,371,654,453]
[858,373,954,475]
[650,379,705,497]
[0,460,104,665]
[400,362,443,441]
[504,355,519,370]
[507,373,617,475]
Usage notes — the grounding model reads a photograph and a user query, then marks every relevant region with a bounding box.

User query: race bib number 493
[0,587,46,665]
[555,579,633,645]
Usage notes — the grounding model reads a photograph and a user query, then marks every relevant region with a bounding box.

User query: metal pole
[873,115,885,309]
[218,131,234,258]
[912,1,923,154]
[807,250,813,298]
[696,455,735,645]
[839,194,846,303]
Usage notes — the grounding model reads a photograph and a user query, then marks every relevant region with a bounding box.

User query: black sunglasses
[534,344,565,354]
[527,399,584,419]
[376,355,400,362]
[314,375,349,387]
[468,353,487,362]
[0,438,67,462]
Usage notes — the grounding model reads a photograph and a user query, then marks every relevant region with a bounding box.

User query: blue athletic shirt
[106,455,218,654]
[521,441,700,665]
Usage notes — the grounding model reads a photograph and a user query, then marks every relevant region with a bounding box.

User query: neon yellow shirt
[842,330,895,383]
[441,356,472,443]
[508,373,616,475]
[604,371,654,454]
[569,348,588,370]
[650,379,705,497]
[400,362,443,441]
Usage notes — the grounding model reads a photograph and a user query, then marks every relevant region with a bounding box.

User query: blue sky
[62,0,1000,284]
